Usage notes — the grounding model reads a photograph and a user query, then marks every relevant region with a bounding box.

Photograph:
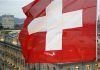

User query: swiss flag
[19,0,97,63]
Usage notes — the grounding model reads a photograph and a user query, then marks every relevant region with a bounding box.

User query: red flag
[19,0,97,63]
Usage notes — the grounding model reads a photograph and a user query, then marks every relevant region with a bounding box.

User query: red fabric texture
[19,0,97,63]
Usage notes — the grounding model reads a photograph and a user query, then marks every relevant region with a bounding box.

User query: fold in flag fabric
[19,0,97,63]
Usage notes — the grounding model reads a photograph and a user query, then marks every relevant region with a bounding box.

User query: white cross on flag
[19,0,97,63]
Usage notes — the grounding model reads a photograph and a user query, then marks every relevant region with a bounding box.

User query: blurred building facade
[0,14,24,30]
[1,15,15,29]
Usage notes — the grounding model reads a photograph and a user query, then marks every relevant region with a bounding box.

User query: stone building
[2,15,15,29]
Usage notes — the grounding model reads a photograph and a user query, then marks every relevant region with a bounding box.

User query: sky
[0,0,33,18]
[0,0,100,18]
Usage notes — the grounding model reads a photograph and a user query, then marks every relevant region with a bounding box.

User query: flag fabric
[19,0,97,63]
